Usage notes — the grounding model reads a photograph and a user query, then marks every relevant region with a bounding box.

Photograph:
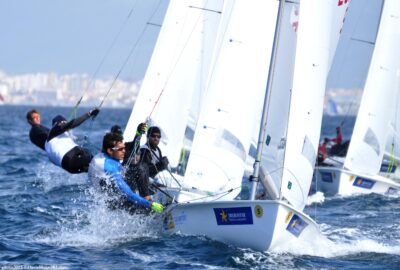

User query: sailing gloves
[89,107,100,117]
[136,122,148,136]
[151,202,164,213]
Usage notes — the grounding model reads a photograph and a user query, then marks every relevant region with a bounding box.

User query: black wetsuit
[29,124,50,150]
[45,113,93,174]
[123,135,153,198]
[139,143,167,178]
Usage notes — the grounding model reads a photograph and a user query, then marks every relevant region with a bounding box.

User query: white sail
[383,71,400,163]
[280,0,350,210]
[261,1,300,197]
[344,0,400,176]
[183,0,279,198]
[124,0,224,167]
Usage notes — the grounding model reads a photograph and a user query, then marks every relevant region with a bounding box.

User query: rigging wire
[68,0,141,120]
[77,0,164,148]
[97,1,164,109]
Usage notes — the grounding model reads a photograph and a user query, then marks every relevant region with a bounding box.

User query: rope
[97,7,162,109]
[340,101,353,128]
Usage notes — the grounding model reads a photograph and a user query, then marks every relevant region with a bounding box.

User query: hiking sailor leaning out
[110,123,154,201]
[88,132,164,214]
[45,108,99,174]
[26,109,50,151]
[139,126,169,179]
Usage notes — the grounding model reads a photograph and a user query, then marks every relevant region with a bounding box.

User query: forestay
[182,0,279,199]
[344,0,400,175]
[280,0,350,210]
[124,0,224,167]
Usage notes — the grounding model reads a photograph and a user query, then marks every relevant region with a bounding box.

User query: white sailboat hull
[314,166,400,196]
[162,200,320,251]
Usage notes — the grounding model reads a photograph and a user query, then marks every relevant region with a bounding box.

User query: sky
[0,0,382,88]
[0,0,168,81]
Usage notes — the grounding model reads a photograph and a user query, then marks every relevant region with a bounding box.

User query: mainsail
[182,0,280,199]
[344,0,400,176]
[263,0,350,210]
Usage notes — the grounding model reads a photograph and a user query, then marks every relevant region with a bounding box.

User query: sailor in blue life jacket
[26,109,50,151]
[45,108,99,174]
[109,123,154,200]
[139,126,169,179]
[88,131,164,214]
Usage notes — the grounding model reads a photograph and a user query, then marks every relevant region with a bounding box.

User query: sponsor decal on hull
[387,187,398,194]
[214,207,253,225]
[380,163,397,173]
[286,214,308,237]
[353,177,375,189]
[163,211,187,230]
[320,172,333,183]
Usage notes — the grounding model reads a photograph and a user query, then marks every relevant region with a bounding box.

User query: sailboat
[122,0,349,251]
[314,0,400,196]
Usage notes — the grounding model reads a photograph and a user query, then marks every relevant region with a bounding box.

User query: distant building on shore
[0,70,141,108]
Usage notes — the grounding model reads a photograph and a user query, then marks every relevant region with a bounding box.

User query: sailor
[329,126,349,156]
[88,131,164,214]
[331,126,343,145]
[110,123,153,200]
[45,108,99,174]
[26,109,50,151]
[138,126,169,178]
[317,137,330,164]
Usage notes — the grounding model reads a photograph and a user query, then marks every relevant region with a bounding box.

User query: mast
[250,0,285,200]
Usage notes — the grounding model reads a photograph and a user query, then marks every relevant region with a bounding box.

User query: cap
[52,115,66,126]
[110,125,123,135]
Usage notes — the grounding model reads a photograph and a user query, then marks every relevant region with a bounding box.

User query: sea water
[0,105,399,269]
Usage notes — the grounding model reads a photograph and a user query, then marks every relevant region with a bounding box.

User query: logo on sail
[214,207,253,225]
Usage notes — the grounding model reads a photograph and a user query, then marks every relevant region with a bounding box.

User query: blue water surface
[0,105,399,269]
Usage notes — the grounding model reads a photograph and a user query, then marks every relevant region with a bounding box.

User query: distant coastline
[0,70,362,114]
[0,70,141,108]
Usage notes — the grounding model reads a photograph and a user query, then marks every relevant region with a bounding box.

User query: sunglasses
[150,134,161,139]
[111,146,125,152]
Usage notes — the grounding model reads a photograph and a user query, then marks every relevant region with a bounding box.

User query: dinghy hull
[162,200,319,251]
[314,166,400,196]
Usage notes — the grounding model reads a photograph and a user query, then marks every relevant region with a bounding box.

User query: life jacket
[45,132,77,166]
[140,143,162,165]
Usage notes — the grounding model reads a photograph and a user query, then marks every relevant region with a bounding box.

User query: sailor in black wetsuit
[26,109,50,151]
[139,126,169,178]
[45,108,99,174]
